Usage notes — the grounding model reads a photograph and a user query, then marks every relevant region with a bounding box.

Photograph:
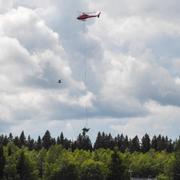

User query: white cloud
[111,101,180,138]
[0,3,94,125]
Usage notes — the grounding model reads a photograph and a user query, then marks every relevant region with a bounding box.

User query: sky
[0,0,180,141]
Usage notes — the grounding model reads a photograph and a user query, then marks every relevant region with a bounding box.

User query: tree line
[0,131,180,179]
[0,130,179,152]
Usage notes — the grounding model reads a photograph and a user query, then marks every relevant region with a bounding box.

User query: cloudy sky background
[0,0,180,140]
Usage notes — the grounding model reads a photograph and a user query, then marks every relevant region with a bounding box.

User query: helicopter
[77,11,101,21]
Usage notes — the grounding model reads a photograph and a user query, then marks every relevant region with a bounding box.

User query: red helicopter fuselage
[77,12,101,21]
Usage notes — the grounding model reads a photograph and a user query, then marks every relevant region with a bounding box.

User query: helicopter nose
[77,16,81,20]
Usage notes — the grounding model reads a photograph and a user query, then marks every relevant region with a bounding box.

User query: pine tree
[36,136,42,150]
[0,145,5,179]
[60,132,64,145]
[141,134,151,152]
[108,133,115,150]
[19,131,26,147]
[166,139,174,153]
[94,132,102,149]
[151,135,158,150]
[76,134,92,151]
[115,134,127,152]
[27,135,34,150]
[42,130,52,150]
[57,132,64,146]
[161,136,167,150]
[129,136,140,152]
[8,133,13,142]
[124,135,129,150]
[156,135,167,151]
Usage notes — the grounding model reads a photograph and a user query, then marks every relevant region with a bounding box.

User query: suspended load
[58,80,62,84]
[82,127,90,136]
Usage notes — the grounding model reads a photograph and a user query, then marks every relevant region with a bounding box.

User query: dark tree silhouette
[36,136,42,150]
[42,130,52,150]
[129,136,140,152]
[141,134,151,153]
[75,133,92,151]
[19,131,26,147]
[27,135,35,150]
[151,135,158,150]
[8,133,13,142]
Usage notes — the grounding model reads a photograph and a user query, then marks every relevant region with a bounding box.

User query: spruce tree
[124,135,129,150]
[76,134,92,151]
[108,133,115,150]
[129,136,140,152]
[115,134,127,152]
[151,135,158,150]
[60,132,64,145]
[8,133,13,142]
[94,132,102,149]
[27,135,34,150]
[141,134,151,152]
[19,131,26,147]
[36,136,42,150]
[167,139,174,153]
[57,132,64,146]
[157,135,165,151]
[42,130,52,150]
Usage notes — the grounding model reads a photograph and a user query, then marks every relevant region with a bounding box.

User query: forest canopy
[0,131,180,180]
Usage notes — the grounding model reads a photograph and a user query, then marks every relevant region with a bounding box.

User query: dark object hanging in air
[82,127,90,136]
[58,80,62,84]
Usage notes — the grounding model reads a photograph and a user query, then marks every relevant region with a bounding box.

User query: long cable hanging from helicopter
[77,11,101,135]
[83,20,88,129]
